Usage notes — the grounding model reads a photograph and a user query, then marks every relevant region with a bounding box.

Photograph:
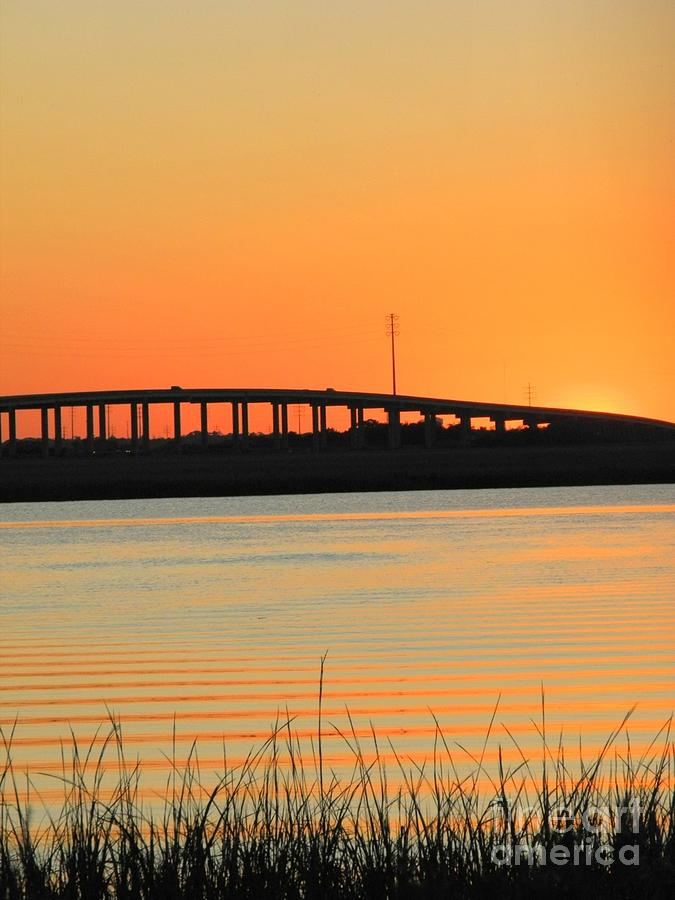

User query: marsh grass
[1,687,674,899]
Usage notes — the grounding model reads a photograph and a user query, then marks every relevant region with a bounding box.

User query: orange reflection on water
[2,503,674,530]
[1,486,673,809]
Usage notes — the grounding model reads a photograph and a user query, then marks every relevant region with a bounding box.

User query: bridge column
[54,406,62,454]
[319,405,328,449]
[525,416,539,430]
[311,404,320,451]
[200,402,209,447]
[41,408,49,458]
[241,402,249,449]
[349,407,358,448]
[173,401,182,447]
[281,403,289,449]
[8,409,16,457]
[459,415,472,440]
[230,402,239,447]
[272,403,280,449]
[424,412,436,448]
[357,407,365,448]
[387,408,401,450]
[98,404,107,443]
[142,402,150,450]
[492,417,505,435]
[130,403,139,452]
[86,405,95,454]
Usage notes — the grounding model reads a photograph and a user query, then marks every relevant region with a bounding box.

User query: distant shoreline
[1,442,673,503]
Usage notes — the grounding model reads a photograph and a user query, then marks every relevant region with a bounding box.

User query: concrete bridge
[1,387,674,457]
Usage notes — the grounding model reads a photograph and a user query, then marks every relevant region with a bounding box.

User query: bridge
[1,387,674,457]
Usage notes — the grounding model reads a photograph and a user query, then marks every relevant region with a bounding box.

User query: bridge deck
[0,387,673,430]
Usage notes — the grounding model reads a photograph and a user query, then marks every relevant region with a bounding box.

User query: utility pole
[385,313,400,396]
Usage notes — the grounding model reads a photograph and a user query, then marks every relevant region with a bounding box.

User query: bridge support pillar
[492,417,505,435]
[41,407,49,457]
[231,402,239,447]
[281,403,289,449]
[459,415,472,440]
[142,403,150,450]
[173,401,182,448]
[272,403,281,449]
[86,405,95,454]
[241,402,249,449]
[357,407,365,448]
[349,407,358,448]
[424,412,436,448]
[319,405,328,449]
[8,409,16,457]
[130,403,139,452]
[98,404,107,444]
[387,408,401,450]
[200,402,209,447]
[54,406,62,454]
[311,405,320,451]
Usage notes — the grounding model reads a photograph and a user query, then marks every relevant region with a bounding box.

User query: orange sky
[1,1,674,436]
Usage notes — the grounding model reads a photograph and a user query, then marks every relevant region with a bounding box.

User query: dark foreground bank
[1,442,674,502]
[1,711,674,900]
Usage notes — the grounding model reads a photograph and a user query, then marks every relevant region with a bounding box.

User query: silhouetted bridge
[1,388,674,457]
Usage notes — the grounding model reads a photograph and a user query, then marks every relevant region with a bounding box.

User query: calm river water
[1,484,674,802]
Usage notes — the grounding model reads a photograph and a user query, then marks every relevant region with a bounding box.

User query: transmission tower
[385,313,400,395]
[524,382,536,407]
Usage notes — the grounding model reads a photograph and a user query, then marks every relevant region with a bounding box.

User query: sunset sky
[1,1,674,435]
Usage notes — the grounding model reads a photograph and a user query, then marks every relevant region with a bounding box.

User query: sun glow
[555,386,637,417]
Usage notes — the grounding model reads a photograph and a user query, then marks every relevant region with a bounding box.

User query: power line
[1,322,381,348]
[0,332,384,361]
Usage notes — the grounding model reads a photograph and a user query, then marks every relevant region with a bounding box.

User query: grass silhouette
[1,687,673,899]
